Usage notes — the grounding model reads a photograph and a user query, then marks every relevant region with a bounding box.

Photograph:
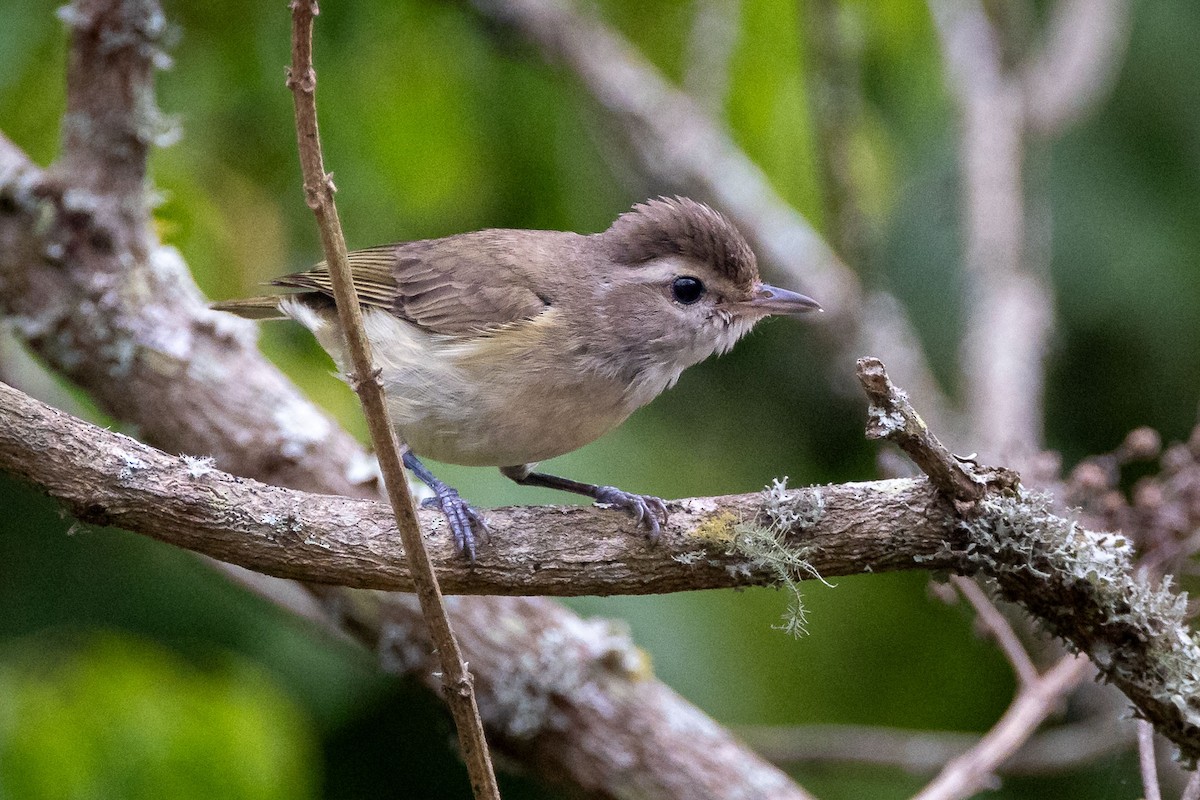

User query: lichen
[962,491,1200,764]
[180,454,215,478]
[720,478,834,638]
[690,510,737,545]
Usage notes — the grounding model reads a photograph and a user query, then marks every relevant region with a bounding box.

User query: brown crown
[602,196,758,287]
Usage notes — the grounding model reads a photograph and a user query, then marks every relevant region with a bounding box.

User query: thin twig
[911,656,1091,800]
[857,356,1019,504]
[739,714,1134,775]
[285,3,498,796]
[1182,770,1200,800]
[1139,719,1164,800]
[950,576,1039,688]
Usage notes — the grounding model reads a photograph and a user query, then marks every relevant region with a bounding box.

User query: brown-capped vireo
[214,197,820,558]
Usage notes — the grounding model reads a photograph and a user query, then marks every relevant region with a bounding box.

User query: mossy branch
[857,356,1200,765]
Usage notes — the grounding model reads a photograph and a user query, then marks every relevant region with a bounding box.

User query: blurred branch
[1185,771,1200,800]
[1140,719,1164,800]
[0,2,817,796]
[802,0,870,272]
[1022,0,1131,136]
[469,0,960,435]
[929,0,1130,462]
[950,575,1039,688]
[740,712,1134,775]
[682,0,741,115]
[928,0,1054,461]
[913,655,1092,800]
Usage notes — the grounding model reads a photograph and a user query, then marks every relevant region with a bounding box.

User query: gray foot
[593,486,668,543]
[421,486,489,561]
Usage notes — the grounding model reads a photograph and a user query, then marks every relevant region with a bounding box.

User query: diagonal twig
[950,575,1039,688]
[912,655,1091,800]
[285,2,498,795]
[858,356,1019,505]
[1139,719,1164,800]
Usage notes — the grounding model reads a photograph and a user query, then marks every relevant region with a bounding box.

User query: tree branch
[951,575,1039,688]
[0,377,962,594]
[857,358,1200,769]
[928,0,1055,461]
[1022,0,1131,137]
[739,714,1135,776]
[913,656,1092,800]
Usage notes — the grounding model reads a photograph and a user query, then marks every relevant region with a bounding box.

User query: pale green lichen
[723,478,833,638]
[961,491,1200,764]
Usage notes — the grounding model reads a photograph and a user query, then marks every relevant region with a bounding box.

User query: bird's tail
[210,295,287,320]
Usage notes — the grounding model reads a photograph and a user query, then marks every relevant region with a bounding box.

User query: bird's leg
[403,450,488,560]
[500,465,668,542]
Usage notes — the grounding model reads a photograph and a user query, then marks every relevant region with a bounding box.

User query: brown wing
[273,231,562,336]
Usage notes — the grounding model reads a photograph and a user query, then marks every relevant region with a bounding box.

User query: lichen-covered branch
[0,378,960,595]
[860,357,1200,766]
[4,360,1199,763]
[858,356,1018,505]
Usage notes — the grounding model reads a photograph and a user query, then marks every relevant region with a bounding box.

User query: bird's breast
[359,307,637,467]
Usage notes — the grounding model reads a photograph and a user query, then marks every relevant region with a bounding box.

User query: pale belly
[301,304,640,467]
[392,372,633,467]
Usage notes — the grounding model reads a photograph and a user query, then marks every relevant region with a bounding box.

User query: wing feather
[273,231,575,336]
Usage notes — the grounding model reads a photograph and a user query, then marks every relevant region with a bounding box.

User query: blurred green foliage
[0,634,316,800]
[1,0,1198,797]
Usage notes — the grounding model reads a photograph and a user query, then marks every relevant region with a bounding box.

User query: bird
[213,196,820,559]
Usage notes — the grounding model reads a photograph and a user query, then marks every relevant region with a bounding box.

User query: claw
[422,485,489,561]
[404,449,489,560]
[593,486,669,543]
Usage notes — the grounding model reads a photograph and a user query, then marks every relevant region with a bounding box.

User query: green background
[2,0,1197,797]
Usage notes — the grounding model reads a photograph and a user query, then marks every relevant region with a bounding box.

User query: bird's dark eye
[671,276,705,305]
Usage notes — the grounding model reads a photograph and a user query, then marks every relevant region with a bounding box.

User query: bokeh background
[2,0,1199,797]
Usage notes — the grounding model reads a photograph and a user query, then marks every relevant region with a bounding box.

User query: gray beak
[747,283,822,317]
